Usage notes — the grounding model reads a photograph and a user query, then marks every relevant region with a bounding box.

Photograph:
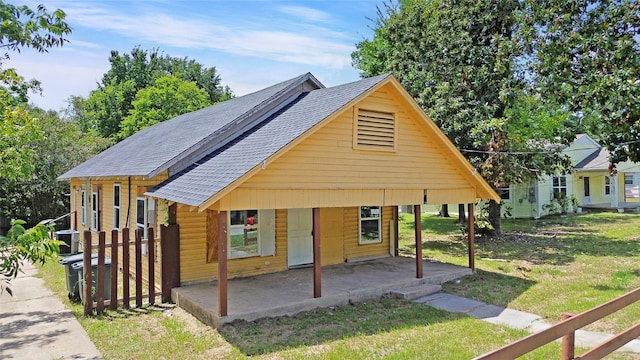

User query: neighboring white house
[501,134,640,218]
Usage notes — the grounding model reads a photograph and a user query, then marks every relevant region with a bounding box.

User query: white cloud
[276,6,331,23]
[62,3,353,69]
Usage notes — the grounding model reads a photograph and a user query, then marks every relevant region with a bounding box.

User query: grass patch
[35,211,640,359]
[398,212,640,334]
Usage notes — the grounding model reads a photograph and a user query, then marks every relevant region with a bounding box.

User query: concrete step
[390,284,442,300]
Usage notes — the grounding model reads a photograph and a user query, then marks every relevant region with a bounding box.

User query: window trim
[359,206,382,245]
[228,210,260,259]
[552,175,568,199]
[91,191,99,231]
[113,183,121,230]
[605,176,612,196]
[81,189,86,226]
[136,197,147,239]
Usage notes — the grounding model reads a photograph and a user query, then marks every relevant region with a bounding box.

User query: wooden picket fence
[80,225,180,315]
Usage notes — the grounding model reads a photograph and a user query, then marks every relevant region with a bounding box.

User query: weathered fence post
[110,229,119,311]
[161,223,180,303]
[562,313,575,360]
[122,228,130,309]
[96,231,106,314]
[148,227,155,305]
[135,228,143,308]
[83,230,93,316]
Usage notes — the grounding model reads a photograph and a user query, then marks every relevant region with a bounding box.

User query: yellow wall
[179,205,394,283]
[69,174,168,290]
[220,82,476,210]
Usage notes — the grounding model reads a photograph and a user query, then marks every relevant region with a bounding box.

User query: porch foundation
[171,256,472,328]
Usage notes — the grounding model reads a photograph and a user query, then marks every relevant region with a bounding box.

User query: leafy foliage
[84,47,233,139]
[119,76,212,138]
[0,1,70,55]
[1,219,63,295]
[522,0,640,166]
[0,105,111,226]
[352,0,573,234]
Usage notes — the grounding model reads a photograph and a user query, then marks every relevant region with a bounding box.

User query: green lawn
[36,211,639,359]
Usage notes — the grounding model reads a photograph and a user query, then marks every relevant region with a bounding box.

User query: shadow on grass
[218,296,466,356]
[443,269,537,308]
[399,213,463,236]
[401,213,640,267]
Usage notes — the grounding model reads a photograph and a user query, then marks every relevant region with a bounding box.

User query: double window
[359,206,381,244]
[552,176,567,199]
[113,184,121,230]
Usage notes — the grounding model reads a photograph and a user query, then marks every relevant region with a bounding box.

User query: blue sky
[13,0,382,111]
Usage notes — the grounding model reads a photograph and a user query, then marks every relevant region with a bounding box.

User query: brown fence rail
[80,226,179,315]
[474,287,640,360]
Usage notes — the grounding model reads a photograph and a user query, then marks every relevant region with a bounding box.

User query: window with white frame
[552,176,567,199]
[624,174,634,185]
[229,210,259,258]
[91,191,99,231]
[113,184,121,230]
[359,206,382,244]
[136,197,147,239]
[228,209,276,259]
[605,176,612,196]
[81,189,86,226]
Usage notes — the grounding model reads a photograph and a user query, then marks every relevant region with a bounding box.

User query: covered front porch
[171,256,472,327]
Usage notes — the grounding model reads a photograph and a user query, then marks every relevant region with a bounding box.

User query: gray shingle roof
[575,147,610,170]
[146,74,391,206]
[58,73,322,179]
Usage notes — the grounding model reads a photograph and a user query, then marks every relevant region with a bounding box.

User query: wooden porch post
[217,211,228,316]
[414,204,423,278]
[393,206,399,257]
[468,203,475,271]
[313,208,321,298]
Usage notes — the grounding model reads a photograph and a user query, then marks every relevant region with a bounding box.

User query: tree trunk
[438,204,450,217]
[488,200,502,236]
[457,203,466,224]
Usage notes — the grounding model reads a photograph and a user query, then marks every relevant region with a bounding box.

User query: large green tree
[523,0,640,166]
[85,47,233,139]
[0,1,72,294]
[119,75,211,138]
[352,0,572,234]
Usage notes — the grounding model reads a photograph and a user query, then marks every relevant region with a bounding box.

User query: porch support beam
[217,211,228,316]
[414,204,423,278]
[313,207,321,298]
[468,203,475,272]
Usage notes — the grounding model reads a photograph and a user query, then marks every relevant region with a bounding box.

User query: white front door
[287,208,313,267]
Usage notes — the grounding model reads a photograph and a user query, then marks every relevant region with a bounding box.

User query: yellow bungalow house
[500,134,640,218]
[59,73,499,317]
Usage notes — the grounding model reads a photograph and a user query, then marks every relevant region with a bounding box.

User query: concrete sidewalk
[0,262,102,360]
[417,292,640,355]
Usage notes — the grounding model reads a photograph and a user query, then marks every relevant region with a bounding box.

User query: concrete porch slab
[172,256,472,328]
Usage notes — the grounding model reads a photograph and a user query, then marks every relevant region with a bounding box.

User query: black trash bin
[58,252,98,301]
[72,257,112,302]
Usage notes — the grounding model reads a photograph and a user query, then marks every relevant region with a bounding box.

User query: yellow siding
[228,83,474,210]
[343,206,392,261]
[319,207,344,265]
[178,206,289,284]
[68,174,168,290]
